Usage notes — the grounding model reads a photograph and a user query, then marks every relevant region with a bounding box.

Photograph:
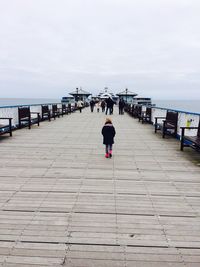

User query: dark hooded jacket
[119,99,125,108]
[101,122,116,145]
[106,97,114,108]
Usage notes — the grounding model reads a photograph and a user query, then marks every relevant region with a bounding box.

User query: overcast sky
[0,0,200,99]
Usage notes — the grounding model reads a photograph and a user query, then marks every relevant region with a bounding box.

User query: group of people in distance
[90,97,125,115]
[97,97,125,158]
[76,97,126,159]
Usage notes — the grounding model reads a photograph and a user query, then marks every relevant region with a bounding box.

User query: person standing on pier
[101,100,106,112]
[101,118,116,158]
[96,101,100,112]
[119,98,125,115]
[110,99,115,115]
[105,97,114,115]
[90,99,95,112]
[77,99,84,113]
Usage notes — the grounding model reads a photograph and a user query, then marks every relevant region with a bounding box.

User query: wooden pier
[0,108,200,267]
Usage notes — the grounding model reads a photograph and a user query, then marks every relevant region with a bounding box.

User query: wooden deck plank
[0,108,199,266]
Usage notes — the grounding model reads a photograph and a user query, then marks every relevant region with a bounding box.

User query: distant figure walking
[118,98,125,115]
[77,99,84,113]
[101,118,116,158]
[110,99,115,115]
[105,97,114,115]
[101,100,106,112]
[90,100,95,112]
[96,101,100,112]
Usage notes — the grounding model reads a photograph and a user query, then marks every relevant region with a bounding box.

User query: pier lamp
[125,88,128,103]
[76,87,79,101]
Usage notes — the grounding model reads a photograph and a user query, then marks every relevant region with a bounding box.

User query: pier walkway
[0,108,200,267]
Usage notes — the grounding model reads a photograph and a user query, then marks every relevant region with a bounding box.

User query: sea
[152,99,200,114]
[0,98,61,107]
[0,98,199,114]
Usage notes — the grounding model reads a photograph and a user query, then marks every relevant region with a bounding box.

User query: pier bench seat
[125,104,132,115]
[62,104,68,115]
[51,104,61,119]
[73,103,78,112]
[67,103,72,114]
[58,104,68,116]
[0,118,13,136]
[180,120,200,151]
[155,110,178,138]
[125,104,130,115]
[41,105,51,121]
[18,107,40,129]
[139,107,152,124]
[133,105,142,118]
[129,105,135,116]
[70,104,77,113]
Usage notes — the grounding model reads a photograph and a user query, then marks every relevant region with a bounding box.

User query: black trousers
[105,107,111,115]
[119,107,124,114]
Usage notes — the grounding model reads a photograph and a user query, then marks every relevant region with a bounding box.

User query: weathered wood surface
[0,108,200,266]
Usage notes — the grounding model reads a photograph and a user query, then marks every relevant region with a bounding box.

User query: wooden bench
[124,104,132,115]
[134,105,143,119]
[0,118,13,136]
[18,107,40,129]
[125,104,141,119]
[133,105,142,119]
[180,120,200,151]
[139,107,152,124]
[51,104,60,119]
[155,110,178,138]
[58,104,68,116]
[70,104,77,113]
[67,103,72,114]
[41,105,51,121]
[130,105,136,117]
[61,104,68,115]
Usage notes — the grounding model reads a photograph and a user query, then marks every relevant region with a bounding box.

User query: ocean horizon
[0,98,61,107]
[152,99,200,114]
[0,97,199,114]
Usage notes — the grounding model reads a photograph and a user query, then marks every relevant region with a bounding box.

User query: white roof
[69,89,91,96]
[99,93,113,99]
[117,90,137,96]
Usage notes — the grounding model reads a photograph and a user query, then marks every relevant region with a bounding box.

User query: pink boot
[109,150,112,158]
[105,153,109,158]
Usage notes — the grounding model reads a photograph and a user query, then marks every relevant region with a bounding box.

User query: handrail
[152,106,200,116]
[0,102,61,109]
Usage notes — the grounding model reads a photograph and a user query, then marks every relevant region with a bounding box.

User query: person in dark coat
[101,100,106,112]
[90,100,95,112]
[101,118,116,158]
[105,97,114,115]
[118,98,125,115]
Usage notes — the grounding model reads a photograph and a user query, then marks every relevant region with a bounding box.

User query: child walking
[101,118,116,158]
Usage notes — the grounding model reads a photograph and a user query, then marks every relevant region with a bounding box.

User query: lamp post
[76,87,79,101]
[125,88,128,103]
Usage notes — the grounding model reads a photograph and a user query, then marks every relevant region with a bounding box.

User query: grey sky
[0,0,200,99]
